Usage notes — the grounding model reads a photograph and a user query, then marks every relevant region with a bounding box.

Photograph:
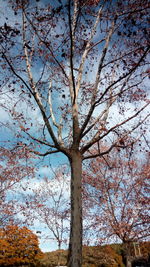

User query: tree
[0,146,34,226]
[83,149,150,266]
[23,167,70,252]
[0,0,149,266]
[0,224,43,266]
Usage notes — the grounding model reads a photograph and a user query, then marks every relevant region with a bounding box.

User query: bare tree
[0,0,149,266]
[83,149,150,266]
[23,167,70,252]
[0,146,33,226]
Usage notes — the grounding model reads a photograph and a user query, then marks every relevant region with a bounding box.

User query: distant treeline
[39,241,150,267]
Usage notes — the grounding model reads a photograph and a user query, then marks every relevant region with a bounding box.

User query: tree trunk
[67,150,82,267]
[124,242,133,267]
[126,256,132,267]
[57,241,61,267]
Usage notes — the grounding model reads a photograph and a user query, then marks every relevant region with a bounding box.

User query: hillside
[39,242,150,267]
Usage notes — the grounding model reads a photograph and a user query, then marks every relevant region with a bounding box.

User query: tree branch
[80,18,116,137]
[81,102,150,155]
[80,45,150,139]
[30,149,60,157]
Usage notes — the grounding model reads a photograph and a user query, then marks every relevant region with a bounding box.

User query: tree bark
[124,242,133,267]
[126,256,132,267]
[67,150,82,267]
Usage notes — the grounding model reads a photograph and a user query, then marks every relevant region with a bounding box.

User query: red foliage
[0,147,34,226]
[79,0,100,5]
[83,150,150,245]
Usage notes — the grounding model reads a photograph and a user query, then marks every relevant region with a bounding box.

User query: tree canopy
[0,0,149,266]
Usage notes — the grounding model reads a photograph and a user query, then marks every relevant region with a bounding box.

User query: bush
[0,225,43,266]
